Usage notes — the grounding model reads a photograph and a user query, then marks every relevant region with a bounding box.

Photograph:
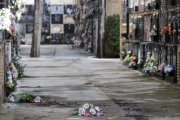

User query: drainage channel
[113,100,148,120]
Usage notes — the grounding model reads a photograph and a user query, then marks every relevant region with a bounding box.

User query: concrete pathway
[1,45,180,120]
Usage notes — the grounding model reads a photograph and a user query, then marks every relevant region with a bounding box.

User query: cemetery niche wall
[122,0,180,83]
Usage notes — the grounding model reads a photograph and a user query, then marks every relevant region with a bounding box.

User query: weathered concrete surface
[1,45,180,120]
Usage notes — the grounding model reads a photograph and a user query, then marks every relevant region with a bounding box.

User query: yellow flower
[129,56,134,61]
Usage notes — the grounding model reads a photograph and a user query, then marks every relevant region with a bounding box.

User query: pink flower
[95,106,100,112]
[85,112,92,117]
[10,24,16,30]
[97,112,104,116]
[12,31,16,36]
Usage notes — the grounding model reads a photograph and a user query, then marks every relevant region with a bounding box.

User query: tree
[30,0,43,57]
[105,15,120,57]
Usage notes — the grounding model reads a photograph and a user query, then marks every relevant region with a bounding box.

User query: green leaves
[105,15,120,55]
[18,93,34,102]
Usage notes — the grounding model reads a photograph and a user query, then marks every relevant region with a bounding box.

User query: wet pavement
[1,45,180,120]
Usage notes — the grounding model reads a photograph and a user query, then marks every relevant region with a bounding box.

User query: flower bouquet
[74,103,105,117]
[122,51,132,65]
[143,52,157,76]
[128,56,138,69]
[164,64,174,76]
[158,62,166,72]
[0,8,14,31]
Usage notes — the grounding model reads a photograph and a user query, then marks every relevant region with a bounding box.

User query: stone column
[30,0,43,57]
[0,41,4,109]
[177,45,180,83]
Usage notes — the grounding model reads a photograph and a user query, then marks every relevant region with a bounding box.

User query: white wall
[22,0,34,5]
[51,24,64,33]
[22,0,78,5]
[49,0,77,5]
[63,15,75,24]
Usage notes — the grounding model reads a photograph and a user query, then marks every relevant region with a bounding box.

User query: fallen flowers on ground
[73,103,105,117]
[8,92,43,103]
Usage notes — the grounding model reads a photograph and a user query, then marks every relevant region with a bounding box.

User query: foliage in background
[105,15,120,57]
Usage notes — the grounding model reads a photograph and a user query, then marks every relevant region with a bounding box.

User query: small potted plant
[134,23,141,39]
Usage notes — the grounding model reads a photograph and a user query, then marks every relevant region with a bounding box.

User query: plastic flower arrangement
[9,23,17,37]
[120,50,127,59]
[164,64,174,76]
[160,16,177,35]
[5,62,18,95]
[160,23,173,35]
[122,51,132,65]
[10,0,23,9]
[0,8,14,31]
[143,52,157,76]
[150,25,157,36]
[158,62,166,72]
[6,70,17,94]
[74,103,105,117]
[15,9,22,21]
[137,58,143,66]
[128,56,138,69]
[132,24,136,32]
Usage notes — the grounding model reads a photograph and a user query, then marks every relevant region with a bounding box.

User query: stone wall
[106,0,120,17]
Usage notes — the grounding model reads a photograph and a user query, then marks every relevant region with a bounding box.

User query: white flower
[7,71,12,80]
[6,80,14,88]
[34,96,42,103]
[0,8,14,30]
[82,103,90,110]
[164,65,173,73]
[127,51,132,55]
[89,104,94,108]
[78,107,85,115]
[132,24,136,29]
[16,0,23,8]
[16,10,22,21]
[90,108,96,115]
[8,94,15,102]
